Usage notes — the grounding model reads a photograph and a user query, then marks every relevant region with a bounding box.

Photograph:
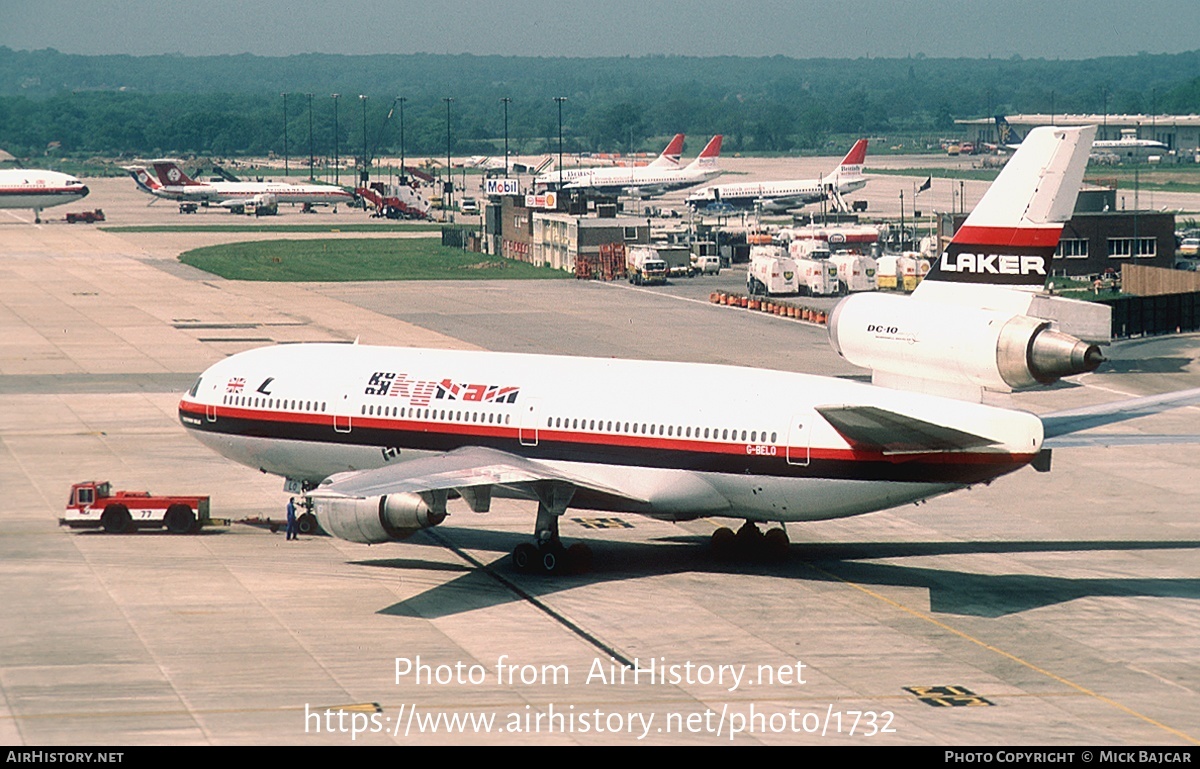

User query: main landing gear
[510,481,593,575]
[711,521,790,560]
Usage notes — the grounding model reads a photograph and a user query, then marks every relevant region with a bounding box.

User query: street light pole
[554,96,567,193]
[282,92,289,178]
[332,94,340,186]
[444,97,454,221]
[398,97,407,185]
[359,95,368,186]
[306,93,314,181]
[500,97,511,178]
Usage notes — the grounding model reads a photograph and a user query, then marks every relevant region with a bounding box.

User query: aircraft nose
[78,185,90,198]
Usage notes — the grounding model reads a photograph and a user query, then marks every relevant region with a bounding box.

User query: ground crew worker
[286,497,298,541]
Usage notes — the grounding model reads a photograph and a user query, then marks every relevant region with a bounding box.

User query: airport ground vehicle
[654,245,697,277]
[626,246,669,285]
[829,250,878,292]
[459,197,480,214]
[876,253,929,291]
[747,244,798,295]
[65,209,105,224]
[360,182,432,220]
[784,240,839,296]
[60,481,221,534]
[692,254,721,275]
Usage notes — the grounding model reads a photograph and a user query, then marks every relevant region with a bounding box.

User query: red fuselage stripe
[180,402,1033,468]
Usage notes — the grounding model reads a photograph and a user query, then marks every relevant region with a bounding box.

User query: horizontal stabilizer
[1041,386,1200,439]
[1045,433,1200,449]
[816,405,999,454]
[312,445,649,505]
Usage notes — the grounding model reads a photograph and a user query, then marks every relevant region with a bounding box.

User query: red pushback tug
[61,481,220,534]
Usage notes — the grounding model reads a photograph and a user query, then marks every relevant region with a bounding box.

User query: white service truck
[747,245,799,295]
[626,246,669,285]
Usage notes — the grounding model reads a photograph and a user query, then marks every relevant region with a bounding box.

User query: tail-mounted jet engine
[828,293,1104,393]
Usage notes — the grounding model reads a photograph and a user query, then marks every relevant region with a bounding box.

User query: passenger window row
[546,415,777,444]
[361,404,512,426]
[224,395,326,412]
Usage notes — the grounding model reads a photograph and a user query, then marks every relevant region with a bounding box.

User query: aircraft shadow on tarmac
[1096,357,1194,374]
[352,528,1200,620]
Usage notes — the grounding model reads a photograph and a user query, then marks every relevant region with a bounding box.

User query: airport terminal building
[957,114,1200,159]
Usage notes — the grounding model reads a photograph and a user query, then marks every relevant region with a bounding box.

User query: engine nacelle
[314,492,446,544]
[828,292,1103,393]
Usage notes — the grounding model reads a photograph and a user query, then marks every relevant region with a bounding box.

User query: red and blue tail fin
[647,133,685,169]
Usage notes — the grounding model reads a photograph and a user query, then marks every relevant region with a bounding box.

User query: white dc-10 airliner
[178,125,1199,573]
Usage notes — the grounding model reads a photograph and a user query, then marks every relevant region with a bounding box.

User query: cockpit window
[188,377,202,398]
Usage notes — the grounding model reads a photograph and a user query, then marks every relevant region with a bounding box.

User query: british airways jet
[540,136,722,198]
[687,139,868,213]
[534,133,686,190]
[177,125,1199,574]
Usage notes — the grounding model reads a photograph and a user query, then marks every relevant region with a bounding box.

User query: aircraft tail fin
[646,134,686,169]
[686,135,723,171]
[823,139,868,185]
[150,159,203,187]
[996,115,1023,147]
[124,166,162,194]
[919,125,1095,289]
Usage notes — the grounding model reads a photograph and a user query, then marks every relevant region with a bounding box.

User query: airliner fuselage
[178,343,1041,525]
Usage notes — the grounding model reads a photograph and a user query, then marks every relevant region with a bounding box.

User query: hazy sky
[1,0,1196,59]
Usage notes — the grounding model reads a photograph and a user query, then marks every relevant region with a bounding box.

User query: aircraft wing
[312,445,649,506]
[1040,386,1200,447]
[816,405,999,454]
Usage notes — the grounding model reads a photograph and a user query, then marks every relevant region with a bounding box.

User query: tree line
[0,46,1197,161]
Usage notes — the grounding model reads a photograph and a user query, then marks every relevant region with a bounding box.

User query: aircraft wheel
[711,526,736,558]
[540,543,567,574]
[297,512,318,535]
[101,504,132,534]
[512,543,537,573]
[567,542,594,574]
[763,527,790,559]
[164,504,196,534]
[735,520,763,548]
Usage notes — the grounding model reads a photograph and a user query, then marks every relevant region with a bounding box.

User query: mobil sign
[485,178,521,196]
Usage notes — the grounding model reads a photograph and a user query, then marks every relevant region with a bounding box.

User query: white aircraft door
[333,392,353,434]
[786,413,811,466]
[519,398,541,446]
